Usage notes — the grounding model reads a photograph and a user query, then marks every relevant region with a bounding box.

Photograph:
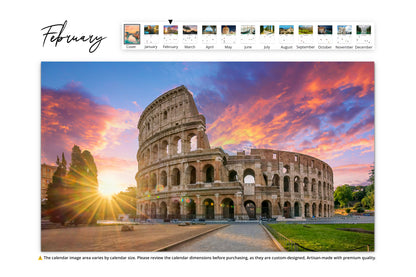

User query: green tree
[334,184,353,208]
[352,190,366,202]
[46,153,68,224]
[65,145,100,224]
[361,166,375,209]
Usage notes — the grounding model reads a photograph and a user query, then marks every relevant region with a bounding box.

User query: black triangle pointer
[168,19,173,24]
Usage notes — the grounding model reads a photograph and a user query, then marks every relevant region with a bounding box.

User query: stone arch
[294,202,300,217]
[229,170,238,182]
[185,165,196,184]
[294,176,300,192]
[272,174,280,188]
[172,136,182,154]
[283,164,290,174]
[243,168,255,184]
[184,198,196,220]
[188,133,197,152]
[221,198,234,219]
[283,201,291,218]
[303,177,309,192]
[152,144,158,161]
[284,176,290,192]
[312,178,316,192]
[203,198,215,219]
[171,168,181,186]
[261,200,272,218]
[312,203,317,217]
[150,173,157,190]
[304,203,310,218]
[318,181,322,196]
[161,140,169,158]
[160,201,167,220]
[160,170,167,188]
[203,164,215,183]
[150,202,156,218]
[244,200,256,219]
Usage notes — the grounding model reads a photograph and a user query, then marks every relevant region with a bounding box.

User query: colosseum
[136,85,334,221]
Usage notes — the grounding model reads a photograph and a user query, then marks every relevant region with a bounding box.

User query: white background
[1,0,415,276]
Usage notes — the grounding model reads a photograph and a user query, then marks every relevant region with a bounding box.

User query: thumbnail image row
[125,24,371,43]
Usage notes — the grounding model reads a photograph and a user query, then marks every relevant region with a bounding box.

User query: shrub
[356,207,365,213]
[345,208,351,214]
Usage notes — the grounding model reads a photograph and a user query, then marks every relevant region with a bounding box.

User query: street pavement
[167,223,278,252]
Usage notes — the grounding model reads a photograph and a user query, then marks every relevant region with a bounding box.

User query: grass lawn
[267,223,374,252]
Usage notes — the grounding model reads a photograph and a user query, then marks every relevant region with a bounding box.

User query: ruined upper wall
[137,86,206,146]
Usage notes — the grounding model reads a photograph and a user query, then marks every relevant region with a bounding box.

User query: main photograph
[41,62,375,252]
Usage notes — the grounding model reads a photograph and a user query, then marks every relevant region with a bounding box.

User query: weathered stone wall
[136,86,334,220]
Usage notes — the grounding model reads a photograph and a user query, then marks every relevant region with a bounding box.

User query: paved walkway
[41,224,226,251]
[167,223,279,252]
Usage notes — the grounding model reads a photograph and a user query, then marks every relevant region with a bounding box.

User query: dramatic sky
[41,62,374,195]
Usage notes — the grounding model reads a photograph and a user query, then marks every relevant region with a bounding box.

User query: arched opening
[318,181,322,196]
[221,198,234,219]
[303,177,309,192]
[294,202,300,217]
[272,174,280,188]
[324,204,327,217]
[186,166,196,184]
[171,200,180,220]
[189,134,197,152]
[150,202,156,218]
[171,168,180,186]
[161,140,169,158]
[163,110,168,120]
[204,198,215,220]
[283,165,290,174]
[284,201,291,218]
[150,173,157,190]
[229,170,238,182]
[160,170,167,188]
[304,203,310,218]
[172,136,182,154]
[294,176,300,192]
[152,144,158,161]
[160,202,167,220]
[185,198,196,220]
[243,168,255,184]
[261,200,272,218]
[244,200,256,219]
[312,203,317,217]
[204,164,214,183]
[312,178,316,192]
[284,176,290,192]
